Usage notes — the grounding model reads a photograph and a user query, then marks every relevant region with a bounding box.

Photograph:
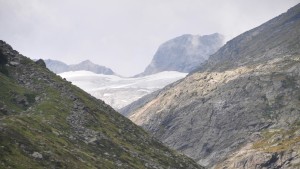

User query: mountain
[59,70,187,109]
[68,60,115,75]
[44,59,69,73]
[136,33,224,77]
[45,33,222,109]
[0,40,203,168]
[45,59,115,75]
[121,3,300,168]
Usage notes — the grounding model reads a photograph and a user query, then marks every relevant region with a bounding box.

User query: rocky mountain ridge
[122,3,300,168]
[45,59,115,75]
[136,33,224,77]
[0,40,202,168]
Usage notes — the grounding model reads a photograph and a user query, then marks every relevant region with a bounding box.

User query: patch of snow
[103,93,112,97]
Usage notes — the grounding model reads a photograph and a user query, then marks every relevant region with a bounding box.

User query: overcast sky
[0,0,299,76]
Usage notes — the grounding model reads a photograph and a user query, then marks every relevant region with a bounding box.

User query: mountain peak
[45,59,115,75]
[198,4,300,73]
[135,33,224,77]
[80,59,93,64]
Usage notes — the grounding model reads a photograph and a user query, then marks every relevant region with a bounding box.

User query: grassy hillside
[0,41,202,169]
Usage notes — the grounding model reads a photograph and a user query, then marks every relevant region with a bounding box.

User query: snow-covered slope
[59,70,187,109]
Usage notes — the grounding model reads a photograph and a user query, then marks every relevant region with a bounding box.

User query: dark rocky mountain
[136,33,224,77]
[0,41,203,169]
[121,3,300,168]
[45,59,115,75]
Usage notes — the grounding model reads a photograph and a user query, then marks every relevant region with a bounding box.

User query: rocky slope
[122,3,300,168]
[136,33,224,77]
[0,41,203,169]
[59,70,187,109]
[45,59,115,75]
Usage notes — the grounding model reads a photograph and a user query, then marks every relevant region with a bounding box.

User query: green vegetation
[252,125,300,153]
[0,44,202,169]
[24,93,36,104]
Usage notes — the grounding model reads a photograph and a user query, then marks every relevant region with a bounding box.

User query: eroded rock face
[123,3,300,168]
[136,33,224,77]
[35,59,46,68]
[216,128,300,169]
[128,59,300,167]
[0,49,8,65]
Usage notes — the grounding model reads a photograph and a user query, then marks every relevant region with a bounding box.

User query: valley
[1,2,300,169]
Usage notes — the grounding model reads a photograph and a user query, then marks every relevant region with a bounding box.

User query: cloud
[0,0,299,76]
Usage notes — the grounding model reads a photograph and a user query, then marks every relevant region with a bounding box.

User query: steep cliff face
[136,33,224,77]
[0,41,203,169]
[123,3,300,168]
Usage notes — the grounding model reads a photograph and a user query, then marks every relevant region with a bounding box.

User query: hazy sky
[0,0,299,76]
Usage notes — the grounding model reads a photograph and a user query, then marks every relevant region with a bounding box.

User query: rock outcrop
[35,59,46,68]
[136,33,224,77]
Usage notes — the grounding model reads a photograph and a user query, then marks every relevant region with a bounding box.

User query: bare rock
[32,152,43,159]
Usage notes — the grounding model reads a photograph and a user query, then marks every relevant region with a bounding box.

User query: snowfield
[59,71,187,109]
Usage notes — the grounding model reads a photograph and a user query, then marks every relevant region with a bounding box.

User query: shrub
[24,93,36,104]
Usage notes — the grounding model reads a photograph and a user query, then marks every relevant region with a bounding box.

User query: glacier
[59,70,187,109]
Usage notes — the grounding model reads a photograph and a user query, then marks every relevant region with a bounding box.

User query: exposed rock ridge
[123,3,300,168]
[136,33,224,77]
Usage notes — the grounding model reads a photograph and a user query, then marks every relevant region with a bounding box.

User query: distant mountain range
[121,3,300,168]
[135,33,224,77]
[46,33,223,78]
[45,33,223,109]
[45,59,115,75]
